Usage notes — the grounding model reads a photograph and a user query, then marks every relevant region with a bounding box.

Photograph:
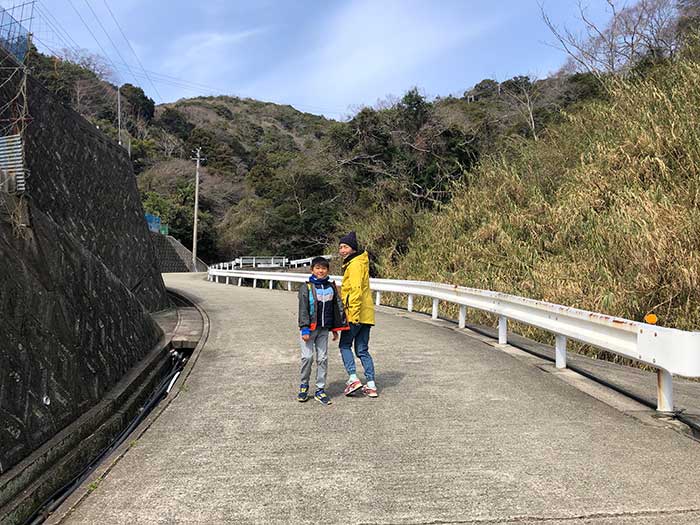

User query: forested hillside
[25,44,601,261]
[25,0,700,334]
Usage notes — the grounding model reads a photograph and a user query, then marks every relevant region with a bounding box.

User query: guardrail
[289,255,333,268]
[211,256,288,270]
[206,268,700,413]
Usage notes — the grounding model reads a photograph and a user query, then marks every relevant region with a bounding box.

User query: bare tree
[500,75,544,141]
[157,132,181,158]
[59,48,115,82]
[542,0,681,77]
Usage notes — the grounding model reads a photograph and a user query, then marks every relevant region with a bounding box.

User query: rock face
[0,55,170,475]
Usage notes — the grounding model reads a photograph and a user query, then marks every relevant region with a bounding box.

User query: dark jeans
[339,323,375,382]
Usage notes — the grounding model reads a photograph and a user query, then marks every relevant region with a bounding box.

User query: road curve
[62,272,700,524]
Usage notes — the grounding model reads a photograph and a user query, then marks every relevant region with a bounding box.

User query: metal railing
[211,256,289,270]
[289,255,333,268]
[207,268,700,413]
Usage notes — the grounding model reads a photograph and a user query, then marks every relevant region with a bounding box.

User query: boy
[297,256,348,405]
[338,232,378,398]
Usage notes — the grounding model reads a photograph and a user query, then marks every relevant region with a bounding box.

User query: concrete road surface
[58,273,700,524]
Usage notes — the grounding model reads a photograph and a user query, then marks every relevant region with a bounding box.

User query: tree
[501,75,543,141]
[157,108,194,141]
[120,83,155,123]
[397,87,430,134]
[59,48,114,81]
[542,0,682,78]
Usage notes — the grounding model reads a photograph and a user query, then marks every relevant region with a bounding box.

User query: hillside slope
[360,59,700,337]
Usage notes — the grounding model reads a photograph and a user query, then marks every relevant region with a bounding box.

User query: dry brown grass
[353,60,700,354]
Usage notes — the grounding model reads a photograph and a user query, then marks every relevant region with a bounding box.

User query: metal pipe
[166,371,181,395]
[407,294,414,312]
[269,280,274,290]
[555,334,567,369]
[375,291,381,306]
[226,276,230,285]
[657,369,674,413]
[287,281,292,291]
[498,316,507,345]
[459,305,467,329]
[432,298,439,320]
[253,279,257,288]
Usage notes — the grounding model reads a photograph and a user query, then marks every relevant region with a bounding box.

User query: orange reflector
[644,313,658,325]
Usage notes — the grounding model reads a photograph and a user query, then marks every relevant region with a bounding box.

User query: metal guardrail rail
[207,268,700,413]
[211,255,334,270]
[288,255,333,268]
[212,256,289,269]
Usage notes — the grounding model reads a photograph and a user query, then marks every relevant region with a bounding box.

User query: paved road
[62,273,700,524]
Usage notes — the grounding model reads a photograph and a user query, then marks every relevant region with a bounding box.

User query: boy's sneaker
[314,389,332,406]
[362,385,378,398]
[343,379,363,396]
[297,383,309,402]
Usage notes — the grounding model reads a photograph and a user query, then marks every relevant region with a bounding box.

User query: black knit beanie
[338,231,358,251]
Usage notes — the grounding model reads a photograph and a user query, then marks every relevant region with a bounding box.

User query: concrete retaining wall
[0,48,171,505]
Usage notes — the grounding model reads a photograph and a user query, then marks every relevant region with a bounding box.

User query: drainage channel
[25,293,198,525]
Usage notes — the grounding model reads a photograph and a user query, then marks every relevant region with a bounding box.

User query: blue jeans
[339,323,375,382]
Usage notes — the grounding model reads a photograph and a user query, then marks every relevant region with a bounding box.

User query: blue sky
[23,0,614,119]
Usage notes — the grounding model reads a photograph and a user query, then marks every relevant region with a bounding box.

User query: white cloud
[245,0,502,113]
[160,28,267,88]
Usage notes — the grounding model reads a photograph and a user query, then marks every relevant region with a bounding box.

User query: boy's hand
[301,334,310,342]
[331,331,338,341]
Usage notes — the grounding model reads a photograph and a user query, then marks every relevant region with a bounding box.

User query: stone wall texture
[150,232,209,273]
[0,56,171,474]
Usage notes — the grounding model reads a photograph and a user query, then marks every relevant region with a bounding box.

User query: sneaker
[314,389,332,406]
[297,383,309,402]
[362,385,378,398]
[343,379,363,396]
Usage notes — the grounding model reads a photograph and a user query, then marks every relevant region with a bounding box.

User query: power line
[35,2,81,53]
[65,0,122,83]
[29,33,61,56]
[29,2,346,118]
[100,0,163,103]
[81,0,138,86]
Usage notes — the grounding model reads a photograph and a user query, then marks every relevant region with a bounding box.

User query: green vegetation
[26,1,700,341]
[358,56,700,340]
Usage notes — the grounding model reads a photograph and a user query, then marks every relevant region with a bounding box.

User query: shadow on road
[326,370,405,397]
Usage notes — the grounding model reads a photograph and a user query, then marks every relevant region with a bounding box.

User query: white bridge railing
[207,268,700,413]
[289,254,333,268]
[211,255,334,270]
[211,256,288,270]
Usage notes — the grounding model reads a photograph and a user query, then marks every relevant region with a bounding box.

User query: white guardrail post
[555,335,567,369]
[207,267,700,412]
[657,369,673,413]
[498,316,507,345]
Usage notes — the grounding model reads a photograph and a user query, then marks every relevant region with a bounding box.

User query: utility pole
[117,86,122,146]
[190,147,204,271]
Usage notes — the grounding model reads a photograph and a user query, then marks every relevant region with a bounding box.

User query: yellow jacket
[340,251,375,325]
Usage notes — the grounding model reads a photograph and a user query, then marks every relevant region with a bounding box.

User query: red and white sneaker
[343,379,363,396]
[362,385,378,398]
